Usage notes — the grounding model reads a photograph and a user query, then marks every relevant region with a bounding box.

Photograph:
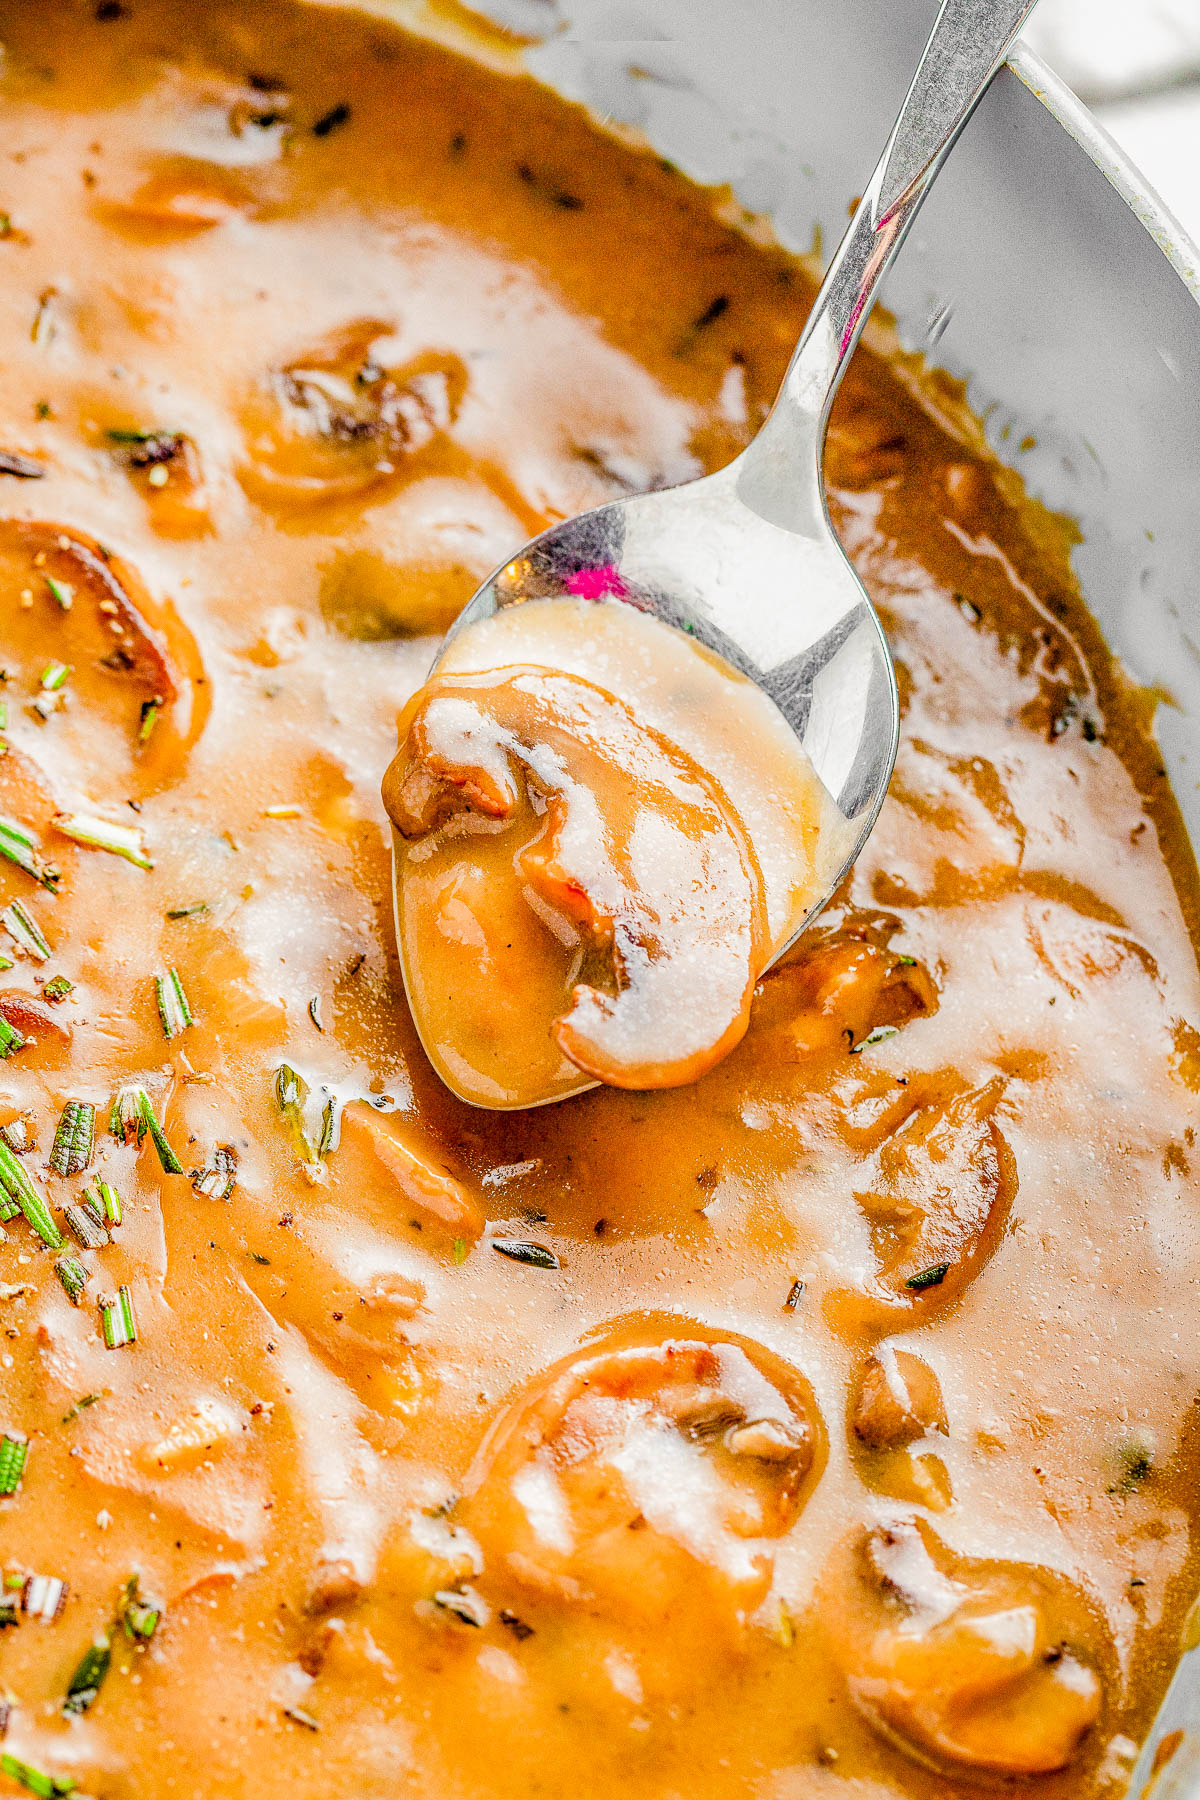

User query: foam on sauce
[386,598,839,1106]
[0,3,1199,1797]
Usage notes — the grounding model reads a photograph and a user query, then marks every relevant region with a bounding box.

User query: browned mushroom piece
[851,1348,947,1450]
[385,666,768,1106]
[829,1518,1104,1778]
[238,318,466,513]
[828,1076,1016,1332]
[462,1322,824,1701]
[755,921,938,1058]
[108,430,212,538]
[0,521,209,794]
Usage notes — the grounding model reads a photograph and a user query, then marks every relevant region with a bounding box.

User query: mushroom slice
[239,319,465,513]
[755,921,937,1059]
[384,666,767,1107]
[0,521,208,794]
[851,1348,947,1451]
[463,1323,824,1652]
[832,1076,1016,1329]
[831,1519,1104,1777]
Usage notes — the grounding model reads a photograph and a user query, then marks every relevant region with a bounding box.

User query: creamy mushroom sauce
[1,4,1199,1798]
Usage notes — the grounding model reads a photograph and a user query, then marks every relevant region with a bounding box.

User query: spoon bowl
[436,467,897,959]
[395,0,1041,1102]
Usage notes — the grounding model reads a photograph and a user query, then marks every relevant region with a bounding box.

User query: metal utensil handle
[739,0,1040,529]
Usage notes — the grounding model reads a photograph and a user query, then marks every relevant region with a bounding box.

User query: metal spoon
[427,0,1039,953]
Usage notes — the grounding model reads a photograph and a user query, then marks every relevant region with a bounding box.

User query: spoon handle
[738,0,1040,532]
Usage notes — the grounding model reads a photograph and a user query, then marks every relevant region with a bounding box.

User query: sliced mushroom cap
[463,1323,824,1657]
[0,520,209,796]
[385,666,768,1107]
[239,319,467,515]
[851,1348,947,1451]
[830,1519,1104,1778]
[829,1076,1016,1331]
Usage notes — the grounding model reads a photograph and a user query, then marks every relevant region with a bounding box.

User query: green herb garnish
[119,1574,160,1641]
[275,1063,316,1162]
[191,1144,237,1202]
[851,1024,901,1054]
[2,898,50,961]
[0,1016,25,1060]
[0,816,59,889]
[49,1101,95,1177]
[44,576,73,612]
[905,1262,950,1291]
[166,901,208,920]
[64,1201,108,1251]
[154,967,194,1039]
[63,1632,111,1715]
[138,700,159,744]
[491,1240,560,1271]
[54,1256,90,1306]
[99,1284,136,1349]
[42,974,73,1003]
[109,1086,183,1175]
[40,661,70,692]
[0,1138,63,1248]
[61,1393,100,1425]
[91,1177,122,1226]
[0,1753,77,1797]
[0,1431,29,1495]
[53,811,152,870]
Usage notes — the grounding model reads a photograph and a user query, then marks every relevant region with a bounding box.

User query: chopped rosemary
[2,899,50,961]
[491,1240,560,1271]
[166,901,208,920]
[54,1256,90,1306]
[137,699,159,743]
[851,1024,901,1054]
[49,1102,95,1177]
[99,1285,137,1349]
[275,1062,316,1162]
[44,576,74,612]
[317,1093,339,1158]
[433,1585,489,1628]
[0,1432,28,1495]
[0,1017,25,1060]
[154,967,194,1038]
[905,1262,951,1291]
[40,661,70,693]
[0,1753,76,1797]
[0,817,59,889]
[22,1574,67,1622]
[0,1139,63,1248]
[191,1144,237,1201]
[61,1394,100,1425]
[0,451,44,479]
[42,974,72,1003]
[119,1574,160,1641]
[63,1202,108,1251]
[63,1632,111,1715]
[109,1086,183,1175]
[91,1177,122,1226]
[0,1119,29,1155]
[52,812,153,871]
